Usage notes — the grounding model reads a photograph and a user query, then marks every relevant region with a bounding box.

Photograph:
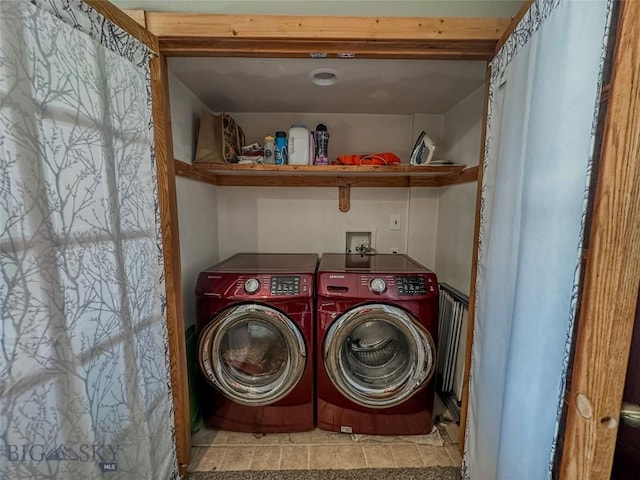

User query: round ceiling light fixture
[310,68,339,86]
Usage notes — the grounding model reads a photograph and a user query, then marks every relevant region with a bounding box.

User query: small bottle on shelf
[263,134,275,164]
[313,123,330,165]
[274,131,288,164]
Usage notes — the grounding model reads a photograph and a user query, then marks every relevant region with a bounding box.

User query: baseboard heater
[436,283,469,423]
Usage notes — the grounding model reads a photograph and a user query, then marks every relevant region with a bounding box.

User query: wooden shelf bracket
[339,185,351,212]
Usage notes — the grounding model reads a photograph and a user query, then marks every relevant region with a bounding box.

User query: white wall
[231,112,442,164]
[217,186,439,269]
[215,113,443,266]
[169,73,219,327]
[435,85,485,294]
[407,187,440,269]
[169,78,482,301]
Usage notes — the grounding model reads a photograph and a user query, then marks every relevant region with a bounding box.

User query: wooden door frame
[456,0,640,476]
[559,1,640,477]
[136,8,511,476]
[149,54,191,477]
[144,12,510,60]
[103,3,640,479]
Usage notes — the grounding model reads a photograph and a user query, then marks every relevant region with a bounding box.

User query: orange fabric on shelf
[334,152,401,166]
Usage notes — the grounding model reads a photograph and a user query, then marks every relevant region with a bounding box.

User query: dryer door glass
[324,304,435,408]
[199,304,306,406]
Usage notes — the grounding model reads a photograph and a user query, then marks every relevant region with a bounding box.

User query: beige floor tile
[223,431,267,445]
[390,444,423,468]
[249,446,282,470]
[328,432,357,445]
[445,444,463,467]
[194,447,227,471]
[261,433,291,445]
[219,446,255,471]
[363,444,396,468]
[287,429,333,445]
[334,445,366,469]
[191,428,227,446]
[417,444,453,466]
[280,446,309,470]
[188,447,207,472]
[443,422,461,444]
[436,424,453,444]
[309,445,337,469]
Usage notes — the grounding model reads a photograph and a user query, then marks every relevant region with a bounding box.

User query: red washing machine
[196,253,317,433]
[316,253,438,435]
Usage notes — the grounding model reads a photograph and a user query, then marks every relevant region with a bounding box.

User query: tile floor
[189,397,462,473]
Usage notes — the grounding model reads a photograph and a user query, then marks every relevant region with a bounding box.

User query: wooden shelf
[175,160,479,187]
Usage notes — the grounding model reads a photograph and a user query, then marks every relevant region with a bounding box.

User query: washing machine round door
[199,304,306,406]
[324,304,435,408]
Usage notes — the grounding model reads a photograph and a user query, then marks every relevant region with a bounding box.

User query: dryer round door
[323,304,435,408]
[199,304,307,406]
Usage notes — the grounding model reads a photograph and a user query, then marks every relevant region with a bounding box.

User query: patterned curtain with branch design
[462,1,612,479]
[0,1,177,479]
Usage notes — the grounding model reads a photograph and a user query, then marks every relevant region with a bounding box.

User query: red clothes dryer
[316,253,438,435]
[196,253,317,433]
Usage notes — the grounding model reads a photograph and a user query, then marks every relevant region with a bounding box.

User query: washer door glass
[324,304,435,408]
[199,304,306,406]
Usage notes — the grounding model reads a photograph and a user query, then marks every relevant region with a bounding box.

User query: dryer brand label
[340,426,353,434]
[329,275,345,279]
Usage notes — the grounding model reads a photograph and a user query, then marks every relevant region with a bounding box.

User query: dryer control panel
[318,272,438,300]
[396,275,432,295]
[196,273,312,299]
[270,276,301,295]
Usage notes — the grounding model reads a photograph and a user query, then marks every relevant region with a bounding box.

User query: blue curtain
[0,1,178,479]
[463,1,612,479]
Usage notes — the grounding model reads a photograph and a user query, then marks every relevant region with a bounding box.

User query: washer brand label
[329,275,345,279]
[340,426,353,434]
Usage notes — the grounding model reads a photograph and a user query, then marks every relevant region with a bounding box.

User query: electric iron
[409,131,436,165]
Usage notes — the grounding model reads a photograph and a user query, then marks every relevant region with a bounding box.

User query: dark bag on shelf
[195,112,245,163]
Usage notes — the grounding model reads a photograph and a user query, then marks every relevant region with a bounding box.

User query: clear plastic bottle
[263,134,275,164]
[313,123,329,165]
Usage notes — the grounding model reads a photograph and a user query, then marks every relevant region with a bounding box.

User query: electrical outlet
[389,214,401,230]
[391,247,399,254]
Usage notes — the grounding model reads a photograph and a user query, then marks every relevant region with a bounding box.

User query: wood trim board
[174,159,478,188]
[150,55,191,476]
[84,1,158,52]
[100,3,638,480]
[494,0,534,54]
[174,160,219,185]
[190,163,466,175]
[435,165,480,187]
[145,13,510,59]
[158,39,499,60]
[339,185,350,212]
[147,13,509,41]
[122,8,146,27]
[559,0,640,477]
[458,63,492,454]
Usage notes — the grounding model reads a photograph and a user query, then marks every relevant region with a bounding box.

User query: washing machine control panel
[270,276,301,295]
[396,275,434,295]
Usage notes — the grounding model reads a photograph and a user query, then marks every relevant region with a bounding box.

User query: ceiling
[138,1,511,114]
[112,0,522,18]
[168,57,487,114]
